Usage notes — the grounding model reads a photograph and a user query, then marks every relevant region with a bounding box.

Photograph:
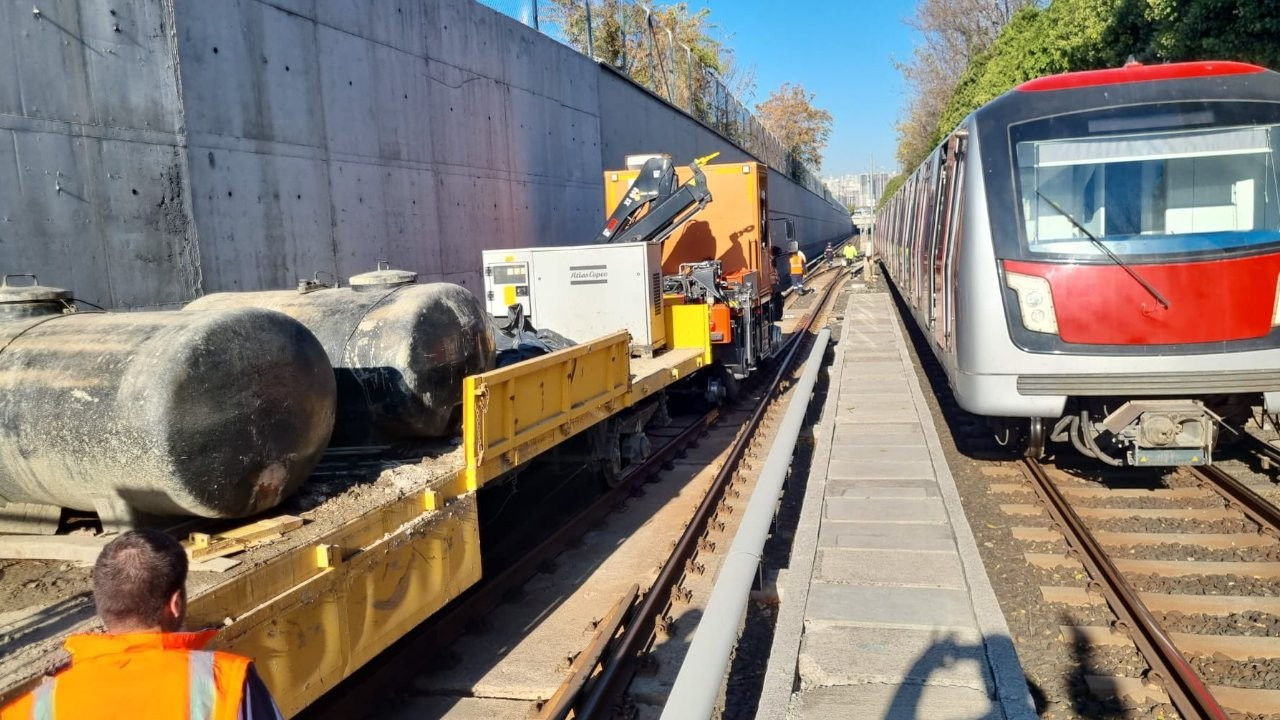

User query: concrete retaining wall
[0,0,850,309]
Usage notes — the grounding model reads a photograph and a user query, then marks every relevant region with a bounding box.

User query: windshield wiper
[1035,191,1171,310]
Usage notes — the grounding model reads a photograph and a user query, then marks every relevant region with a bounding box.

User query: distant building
[822,171,894,211]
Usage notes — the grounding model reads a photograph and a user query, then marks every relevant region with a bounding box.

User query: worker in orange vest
[0,529,282,720]
[789,247,810,295]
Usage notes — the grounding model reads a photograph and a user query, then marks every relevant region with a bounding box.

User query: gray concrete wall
[176,0,603,298]
[0,0,198,308]
[1,0,848,309]
[596,68,851,258]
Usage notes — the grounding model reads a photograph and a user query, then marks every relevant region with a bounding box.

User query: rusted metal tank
[186,267,495,444]
[0,276,337,522]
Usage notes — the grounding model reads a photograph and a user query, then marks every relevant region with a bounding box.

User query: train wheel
[1024,418,1046,459]
[720,367,741,402]
[704,366,740,405]
[991,417,1045,459]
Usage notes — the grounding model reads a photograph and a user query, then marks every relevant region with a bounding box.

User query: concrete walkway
[757,291,1037,720]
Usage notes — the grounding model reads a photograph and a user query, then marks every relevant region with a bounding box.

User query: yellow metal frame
[665,301,713,365]
[184,482,481,717]
[463,331,631,489]
[0,325,716,719]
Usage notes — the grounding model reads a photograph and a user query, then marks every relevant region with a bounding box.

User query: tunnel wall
[0,0,850,308]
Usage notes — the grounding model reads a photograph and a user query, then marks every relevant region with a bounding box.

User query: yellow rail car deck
[0,306,715,718]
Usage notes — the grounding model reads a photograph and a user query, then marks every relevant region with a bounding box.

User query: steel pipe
[659,327,831,720]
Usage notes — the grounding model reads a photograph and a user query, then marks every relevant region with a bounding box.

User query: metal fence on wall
[479,0,842,209]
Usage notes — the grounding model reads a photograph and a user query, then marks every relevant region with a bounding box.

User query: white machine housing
[482,242,666,354]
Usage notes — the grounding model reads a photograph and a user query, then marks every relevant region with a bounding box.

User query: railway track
[876,261,1280,719]
[1009,458,1280,719]
[303,268,849,719]
[575,265,848,719]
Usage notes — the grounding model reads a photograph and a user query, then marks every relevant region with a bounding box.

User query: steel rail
[576,270,846,719]
[1021,459,1228,720]
[1191,464,1280,539]
[536,584,638,720]
[1231,426,1280,473]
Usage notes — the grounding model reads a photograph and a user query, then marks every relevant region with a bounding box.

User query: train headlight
[1005,271,1059,334]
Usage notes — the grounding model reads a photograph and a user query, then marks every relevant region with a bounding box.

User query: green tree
[894,0,1033,172]
[885,0,1280,212]
[876,174,906,212]
[755,83,834,170]
[540,1,753,113]
[939,0,1280,135]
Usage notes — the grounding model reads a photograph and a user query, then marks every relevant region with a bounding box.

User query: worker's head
[92,529,188,633]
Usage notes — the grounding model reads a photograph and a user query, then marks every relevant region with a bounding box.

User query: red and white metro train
[876,60,1280,467]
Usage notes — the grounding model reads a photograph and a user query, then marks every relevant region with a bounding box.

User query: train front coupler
[1089,399,1216,466]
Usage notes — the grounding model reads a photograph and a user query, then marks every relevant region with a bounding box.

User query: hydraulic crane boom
[591,153,718,245]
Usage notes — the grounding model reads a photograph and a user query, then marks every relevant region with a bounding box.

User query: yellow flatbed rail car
[0,308,714,718]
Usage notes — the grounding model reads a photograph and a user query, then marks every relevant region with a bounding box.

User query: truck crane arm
[592,153,718,245]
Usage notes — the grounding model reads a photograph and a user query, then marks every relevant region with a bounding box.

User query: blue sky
[480,0,919,176]
[686,0,918,176]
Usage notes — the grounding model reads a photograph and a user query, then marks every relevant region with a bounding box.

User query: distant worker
[823,243,836,269]
[843,241,859,268]
[789,247,811,295]
[0,529,283,720]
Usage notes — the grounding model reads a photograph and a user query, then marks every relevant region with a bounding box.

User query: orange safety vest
[1,630,249,720]
[788,252,805,275]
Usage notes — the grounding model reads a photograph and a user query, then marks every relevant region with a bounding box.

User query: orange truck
[604,156,788,396]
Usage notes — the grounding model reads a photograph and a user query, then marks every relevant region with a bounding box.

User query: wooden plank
[184,516,304,560]
[1114,558,1280,578]
[992,484,1209,500]
[1064,625,1280,659]
[0,534,108,562]
[1040,585,1280,615]
[1013,527,1276,548]
[1026,553,1280,578]
[217,515,303,542]
[1002,504,1235,521]
[186,535,246,561]
[189,557,241,573]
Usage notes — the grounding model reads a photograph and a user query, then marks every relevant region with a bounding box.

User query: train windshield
[1016,124,1280,256]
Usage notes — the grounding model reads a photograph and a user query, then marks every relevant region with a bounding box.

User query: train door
[927,149,949,332]
[903,176,917,294]
[911,168,930,309]
[939,133,968,351]
[920,154,940,313]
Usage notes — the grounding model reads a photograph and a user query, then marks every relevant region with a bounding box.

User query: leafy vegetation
[540,1,755,101]
[755,83,834,169]
[891,0,1280,203]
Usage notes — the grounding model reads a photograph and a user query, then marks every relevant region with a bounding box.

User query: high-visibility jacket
[788,251,806,275]
[843,244,858,260]
[2,630,250,720]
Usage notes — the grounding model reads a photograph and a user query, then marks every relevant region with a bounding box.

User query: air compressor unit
[482,241,667,355]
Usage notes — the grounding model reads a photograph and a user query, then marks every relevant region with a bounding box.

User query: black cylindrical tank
[0,276,337,519]
[186,267,495,444]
